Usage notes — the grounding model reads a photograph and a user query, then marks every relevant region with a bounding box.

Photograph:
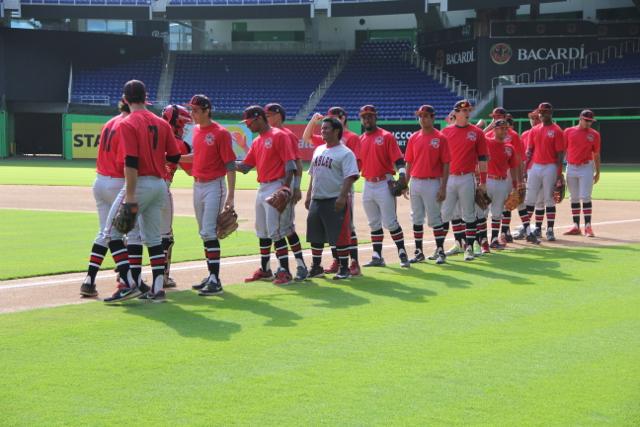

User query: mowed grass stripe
[1,160,639,200]
[0,208,266,280]
[1,245,639,425]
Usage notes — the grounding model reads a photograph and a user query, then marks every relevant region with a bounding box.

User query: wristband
[479,172,487,185]
[398,167,407,176]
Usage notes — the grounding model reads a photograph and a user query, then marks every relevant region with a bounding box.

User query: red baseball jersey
[564,126,601,165]
[164,136,191,181]
[243,127,296,183]
[279,126,302,160]
[486,138,519,178]
[96,114,126,178]
[191,121,236,181]
[356,127,403,179]
[120,110,179,178]
[487,128,525,160]
[311,128,360,154]
[441,124,488,175]
[405,129,450,178]
[176,138,193,176]
[529,123,565,165]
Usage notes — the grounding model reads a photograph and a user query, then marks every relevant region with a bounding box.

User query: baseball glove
[553,174,566,204]
[504,190,520,211]
[388,178,408,197]
[474,187,492,210]
[112,202,138,234]
[216,207,239,240]
[266,186,292,213]
[517,182,526,205]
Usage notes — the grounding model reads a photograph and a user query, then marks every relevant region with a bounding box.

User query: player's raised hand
[312,112,324,123]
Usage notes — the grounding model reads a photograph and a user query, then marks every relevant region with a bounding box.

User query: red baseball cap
[490,107,507,118]
[359,105,377,117]
[537,102,553,111]
[415,105,435,116]
[188,94,212,110]
[327,106,347,118]
[580,109,596,121]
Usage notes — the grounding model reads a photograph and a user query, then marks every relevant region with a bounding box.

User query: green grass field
[1,159,639,200]
[2,244,639,425]
[0,209,268,280]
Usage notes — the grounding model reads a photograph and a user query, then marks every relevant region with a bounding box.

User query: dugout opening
[13,113,63,157]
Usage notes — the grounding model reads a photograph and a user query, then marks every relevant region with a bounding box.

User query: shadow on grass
[385,264,474,289]
[122,294,242,341]
[276,279,371,309]
[331,271,437,303]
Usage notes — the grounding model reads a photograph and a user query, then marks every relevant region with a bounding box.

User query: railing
[21,0,150,4]
[78,95,110,105]
[167,0,312,5]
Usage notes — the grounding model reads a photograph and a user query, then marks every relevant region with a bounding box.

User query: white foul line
[1,217,639,291]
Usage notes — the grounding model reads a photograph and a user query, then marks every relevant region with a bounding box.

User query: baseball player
[302,106,361,276]
[80,100,129,298]
[103,79,181,303]
[441,99,488,261]
[236,106,298,285]
[485,119,521,249]
[305,117,360,280]
[563,109,601,237]
[357,104,410,268]
[524,102,565,242]
[512,110,542,242]
[159,104,193,288]
[264,103,309,281]
[180,95,237,296]
[405,104,450,264]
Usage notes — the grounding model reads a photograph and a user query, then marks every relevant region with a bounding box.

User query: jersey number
[102,128,117,152]
[148,125,159,150]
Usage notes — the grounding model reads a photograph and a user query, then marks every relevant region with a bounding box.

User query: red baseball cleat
[563,224,582,236]
[584,224,595,237]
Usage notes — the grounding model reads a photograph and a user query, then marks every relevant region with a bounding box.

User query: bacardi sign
[517,45,585,61]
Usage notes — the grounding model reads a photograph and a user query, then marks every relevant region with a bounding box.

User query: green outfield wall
[0,111,8,158]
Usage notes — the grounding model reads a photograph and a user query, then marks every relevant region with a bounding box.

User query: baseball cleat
[294,265,309,282]
[584,224,595,237]
[192,277,209,290]
[324,259,340,274]
[333,268,352,280]
[349,260,362,277]
[80,281,98,298]
[512,226,526,240]
[104,282,148,304]
[534,228,542,238]
[164,276,177,288]
[410,250,425,263]
[546,228,556,241]
[504,231,514,243]
[473,241,483,257]
[464,246,475,261]
[364,257,386,267]
[481,239,491,254]
[307,265,325,278]
[498,234,508,246]
[427,248,439,260]
[526,232,541,244]
[139,290,167,303]
[435,249,447,265]
[244,268,274,283]
[563,224,582,235]
[198,277,224,296]
[399,253,411,268]
[272,268,293,285]
[445,242,462,256]
[489,238,506,250]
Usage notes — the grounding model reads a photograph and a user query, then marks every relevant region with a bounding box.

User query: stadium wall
[0,110,7,158]
[61,113,640,163]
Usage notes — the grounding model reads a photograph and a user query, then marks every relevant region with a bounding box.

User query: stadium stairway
[156,52,176,106]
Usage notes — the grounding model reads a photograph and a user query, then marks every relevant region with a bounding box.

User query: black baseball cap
[537,102,553,111]
[241,105,266,123]
[415,105,435,116]
[490,107,507,118]
[494,119,509,128]
[359,105,377,117]
[264,103,286,121]
[453,99,473,111]
[327,106,347,118]
[189,94,212,110]
[580,109,596,121]
[123,80,147,104]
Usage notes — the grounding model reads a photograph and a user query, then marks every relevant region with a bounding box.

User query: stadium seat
[549,54,640,82]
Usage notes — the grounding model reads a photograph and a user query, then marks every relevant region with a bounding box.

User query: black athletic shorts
[306,198,352,246]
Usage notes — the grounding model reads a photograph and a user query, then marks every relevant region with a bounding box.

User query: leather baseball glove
[553,174,566,203]
[217,207,239,240]
[388,178,408,197]
[504,189,520,211]
[112,202,138,234]
[517,182,526,205]
[266,186,292,213]
[474,187,492,210]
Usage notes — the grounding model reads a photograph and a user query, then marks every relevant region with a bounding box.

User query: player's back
[120,110,176,177]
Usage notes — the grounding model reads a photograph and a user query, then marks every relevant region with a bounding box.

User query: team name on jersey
[313,154,333,169]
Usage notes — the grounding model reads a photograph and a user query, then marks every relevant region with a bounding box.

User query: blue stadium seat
[549,54,640,82]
